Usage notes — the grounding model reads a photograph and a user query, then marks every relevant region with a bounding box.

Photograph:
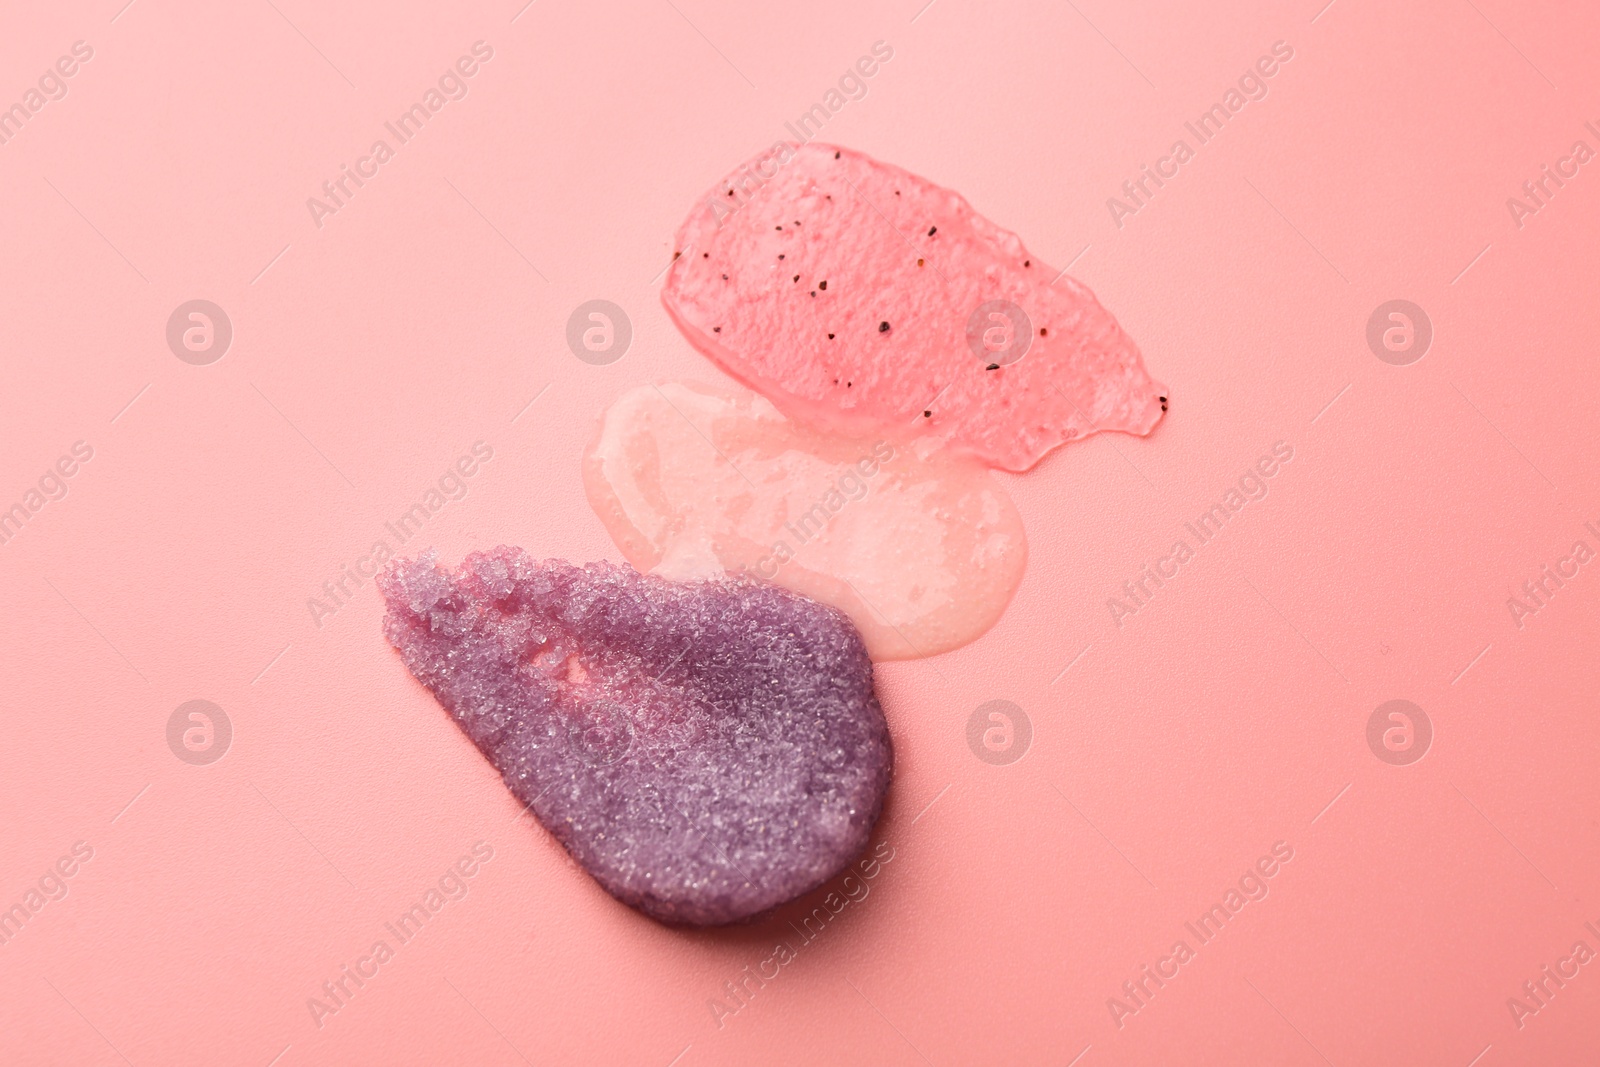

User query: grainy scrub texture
[379,548,893,925]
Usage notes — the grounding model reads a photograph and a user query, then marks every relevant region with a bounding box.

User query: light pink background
[4,0,1599,1063]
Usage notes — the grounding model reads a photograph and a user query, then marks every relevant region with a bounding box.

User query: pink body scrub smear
[663,142,1166,473]
[378,144,1169,929]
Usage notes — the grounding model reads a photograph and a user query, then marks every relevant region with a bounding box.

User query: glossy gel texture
[662,142,1165,472]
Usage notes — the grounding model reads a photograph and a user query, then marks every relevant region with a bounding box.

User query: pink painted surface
[2,1,1598,1064]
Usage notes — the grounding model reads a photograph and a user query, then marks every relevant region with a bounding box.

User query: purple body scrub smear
[380,547,893,925]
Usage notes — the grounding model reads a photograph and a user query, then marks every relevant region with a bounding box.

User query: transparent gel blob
[584,381,1028,660]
